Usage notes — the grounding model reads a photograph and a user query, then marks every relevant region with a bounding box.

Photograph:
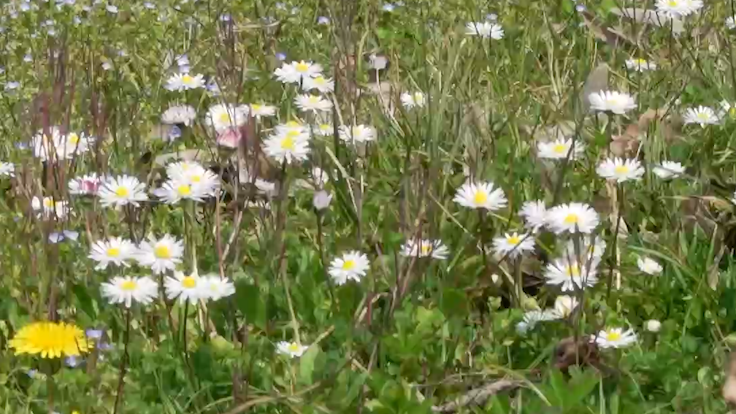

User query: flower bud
[313,190,332,211]
[645,319,661,333]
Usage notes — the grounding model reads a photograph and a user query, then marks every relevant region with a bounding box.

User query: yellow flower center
[177,184,191,196]
[295,62,309,72]
[697,112,709,120]
[218,112,232,124]
[106,247,121,257]
[635,59,647,65]
[286,121,300,127]
[182,74,194,84]
[730,107,736,117]
[251,104,261,111]
[182,276,196,288]
[552,143,567,153]
[566,265,581,277]
[473,191,488,205]
[43,198,54,208]
[154,245,171,259]
[308,96,319,104]
[342,260,356,270]
[281,136,295,150]
[68,133,79,144]
[607,331,621,341]
[115,187,129,197]
[314,76,325,84]
[668,0,678,6]
[614,165,629,174]
[564,213,579,224]
[414,92,423,100]
[191,175,201,183]
[507,235,520,245]
[319,124,330,131]
[288,343,301,352]
[120,280,137,291]
[420,244,432,254]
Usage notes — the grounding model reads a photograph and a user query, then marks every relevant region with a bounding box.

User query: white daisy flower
[720,100,736,119]
[166,161,218,189]
[295,94,333,113]
[491,232,535,259]
[338,124,376,143]
[88,237,136,270]
[31,196,70,219]
[165,73,205,91]
[98,175,149,208]
[249,103,277,119]
[400,91,426,109]
[400,239,449,260]
[101,276,158,308]
[165,271,203,304]
[276,341,309,358]
[0,161,14,177]
[453,181,507,211]
[516,309,559,334]
[683,106,721,127]
[625,58,657,72]
[31,128,91,161]
[637,257,663,275]
[262,130,311,164]
[596,157,645,183]
[519,200,547,230]
[727,15,736,30]
[652,161,685,179]
[205,104,250,133]
[136,234,184,274]
[69,173,103,195]
[200,275,236,301]
[153,179,214,204]
[274,60,323,84]
[161,105,196,126]
[593,327,637,349]
[546,203,600,234]
[314,123,333,136]
[553,295,579,318]
[537,138,585,160]
[302,75,335,93]
[465,21,504,39]
[588,91,637,114]
[328,251,369,285]
[545,258,599,291]
[655,0,703,18]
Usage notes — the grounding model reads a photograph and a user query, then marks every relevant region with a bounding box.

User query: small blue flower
[48,233,65,244]
[86,329,104,339]
[317,16,330,25]
[65,355,81,367]
[382,3,395,12]
[485,13,497,21]
[276,52,287,61]
[575,4,586,12]
[27,369,38,378]
[168,125,182,140]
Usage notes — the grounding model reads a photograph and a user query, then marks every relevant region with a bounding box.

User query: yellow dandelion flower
[10,321,91,358]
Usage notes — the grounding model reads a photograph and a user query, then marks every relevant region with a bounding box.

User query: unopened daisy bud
[645,319,661,333]
[313,190,332,211]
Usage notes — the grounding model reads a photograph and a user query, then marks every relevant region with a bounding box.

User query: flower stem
[113,307,131,414]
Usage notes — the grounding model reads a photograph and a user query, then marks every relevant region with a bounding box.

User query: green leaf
[234,281,266,329]
[299,345,319,385]
[72,284,96,318]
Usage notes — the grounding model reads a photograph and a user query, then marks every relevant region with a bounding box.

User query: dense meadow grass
[3,0,736,412]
